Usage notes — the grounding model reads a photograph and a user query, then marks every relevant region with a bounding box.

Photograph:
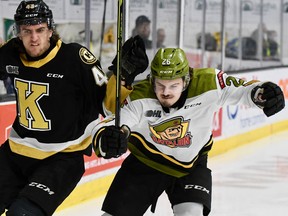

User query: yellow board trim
[56,174,115,212]
[209,120,288,157]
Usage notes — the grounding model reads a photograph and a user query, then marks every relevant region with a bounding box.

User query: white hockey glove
[251,82,285,117]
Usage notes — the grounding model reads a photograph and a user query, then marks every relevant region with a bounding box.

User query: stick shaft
[115,0,123,128]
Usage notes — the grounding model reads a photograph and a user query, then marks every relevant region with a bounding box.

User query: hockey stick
[115,0,123,128]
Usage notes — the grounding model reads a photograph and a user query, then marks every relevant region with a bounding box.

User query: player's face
[19,23,53,57]
[154,77,184,108]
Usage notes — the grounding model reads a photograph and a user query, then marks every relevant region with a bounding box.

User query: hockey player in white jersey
[92,48,285,216]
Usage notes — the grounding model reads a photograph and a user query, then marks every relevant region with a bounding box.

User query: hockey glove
[92,125,130,159]
[251,82,285,117]
[109,35,149,86]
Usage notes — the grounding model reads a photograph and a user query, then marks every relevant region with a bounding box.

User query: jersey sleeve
[103,74,133,115]
[119,97,142,127]
[215,69,262,108]
[74,43,133,119]
[76,48,108,117]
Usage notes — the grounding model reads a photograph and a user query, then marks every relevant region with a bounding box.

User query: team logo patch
[149,116,192,148]
[79,47,97,64]
[6,65,19,75]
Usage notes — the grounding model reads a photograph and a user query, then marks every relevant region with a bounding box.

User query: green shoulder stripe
[130,68,218,101]
[187,68,217,97]
[130,79,156,102]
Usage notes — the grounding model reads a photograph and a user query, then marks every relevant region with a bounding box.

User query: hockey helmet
[150,48,190,90]
[14,0,54,33]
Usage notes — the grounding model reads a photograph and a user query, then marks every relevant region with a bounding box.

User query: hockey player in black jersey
[92,48,285,216]
[0,0,148,215]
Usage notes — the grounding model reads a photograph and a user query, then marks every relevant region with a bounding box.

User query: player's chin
[27,49,42,58]
[160,100,174,108]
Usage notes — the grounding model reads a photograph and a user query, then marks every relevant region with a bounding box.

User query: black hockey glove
[251,82,285,117]
[108,35,149,86]
[92,125,130,159]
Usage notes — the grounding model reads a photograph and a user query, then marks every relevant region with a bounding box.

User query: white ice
[54,130,288,216]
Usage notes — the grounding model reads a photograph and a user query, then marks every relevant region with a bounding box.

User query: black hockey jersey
[0,38,123,159]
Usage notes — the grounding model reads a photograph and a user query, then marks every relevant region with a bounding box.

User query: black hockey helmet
[14,0,54,33]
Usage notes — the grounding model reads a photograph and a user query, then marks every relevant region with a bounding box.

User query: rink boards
[55,67,288,211]
[0,67,287,212]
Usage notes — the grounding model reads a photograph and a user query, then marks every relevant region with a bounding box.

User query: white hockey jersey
[93,68,262,177]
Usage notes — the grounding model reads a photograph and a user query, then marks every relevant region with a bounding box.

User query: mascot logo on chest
[149,116,192,148]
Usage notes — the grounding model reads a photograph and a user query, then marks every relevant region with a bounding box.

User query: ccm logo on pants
[184,184,210,194]
[29,182,55,195]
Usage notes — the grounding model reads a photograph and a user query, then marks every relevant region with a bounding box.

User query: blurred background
[1,0,287,82]
[0,1,288,214]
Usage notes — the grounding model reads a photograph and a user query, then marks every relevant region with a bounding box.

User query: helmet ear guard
[14,0,54,34]
[150,48,191,91]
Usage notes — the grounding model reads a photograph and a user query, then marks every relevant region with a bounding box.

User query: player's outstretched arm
[251,81,285,117]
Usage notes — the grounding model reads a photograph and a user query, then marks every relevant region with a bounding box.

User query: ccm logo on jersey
[184,102,202,109]
[217,70,226,89]
[29,182,55,195]
[47,73,64,79]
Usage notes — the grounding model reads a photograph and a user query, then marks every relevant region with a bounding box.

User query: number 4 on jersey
[92,66,108,86]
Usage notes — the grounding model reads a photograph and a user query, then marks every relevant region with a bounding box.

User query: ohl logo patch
[79,47,97,64]
[149,116,192,148]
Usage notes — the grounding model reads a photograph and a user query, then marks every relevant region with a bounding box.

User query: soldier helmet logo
[153,117,183,140]
[149,116,192,148]
[79,47,97,64]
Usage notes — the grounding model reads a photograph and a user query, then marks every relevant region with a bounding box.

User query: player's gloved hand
[109,35,149,86]
[251,82,285,117]
[93,125,130,159]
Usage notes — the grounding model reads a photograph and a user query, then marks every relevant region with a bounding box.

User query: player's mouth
[162,95,173,99]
